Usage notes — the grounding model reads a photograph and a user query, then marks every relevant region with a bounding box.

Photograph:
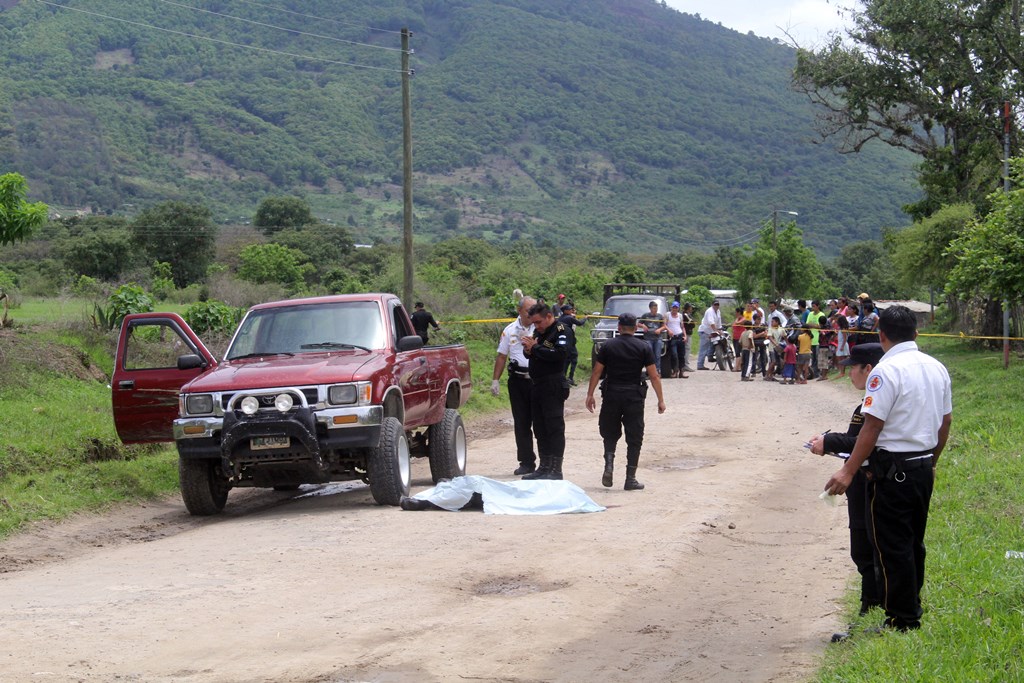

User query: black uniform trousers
[507,373,536,467]
[847,470,880,611]
[530,374,566,463]
[867,462,934,630]
[598,383,646,467]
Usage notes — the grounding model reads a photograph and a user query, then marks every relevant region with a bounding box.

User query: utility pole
[1003,99,1012,369]
[401,28,414,307]
[771,211,778,300]
[771,210,797,300]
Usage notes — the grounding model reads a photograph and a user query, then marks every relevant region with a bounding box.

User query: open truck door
[111,313,217,443]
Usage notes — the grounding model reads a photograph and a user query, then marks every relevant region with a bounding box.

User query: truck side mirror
[177,354,207,370]
[397,335,424,352]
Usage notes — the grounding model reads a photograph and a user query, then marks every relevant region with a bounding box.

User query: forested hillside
[0,0,919,252]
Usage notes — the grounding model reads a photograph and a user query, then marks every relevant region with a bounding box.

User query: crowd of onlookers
[719,294,881,384]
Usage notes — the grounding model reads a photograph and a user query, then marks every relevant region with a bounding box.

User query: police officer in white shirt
[824,305,952,632]
[696,300,722,370]
[491,296,538,475]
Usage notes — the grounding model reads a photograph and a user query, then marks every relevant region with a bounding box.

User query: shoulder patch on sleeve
[867,375,883,391]
[864,396,874,407]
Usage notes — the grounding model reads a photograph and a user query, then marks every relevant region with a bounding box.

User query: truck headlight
[185,394,215,415]
[328,382,371,406]
[240,396,260,415]
[274,393,294,412]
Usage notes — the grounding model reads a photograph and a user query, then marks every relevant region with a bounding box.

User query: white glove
[490,379,500,396]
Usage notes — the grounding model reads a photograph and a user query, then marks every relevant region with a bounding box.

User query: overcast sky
[664,0,855,46]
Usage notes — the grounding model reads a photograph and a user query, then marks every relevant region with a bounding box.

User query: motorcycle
[706,330,735,371]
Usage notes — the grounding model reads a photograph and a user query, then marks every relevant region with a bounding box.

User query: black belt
[509,370,531,379]
[872,448,934,479]
[877,448,934,460]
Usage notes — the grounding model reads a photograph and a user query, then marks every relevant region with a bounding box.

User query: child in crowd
[816,314,832,381]
[833,315,850,377]
[782,338,797,384]
[796,325,813,384]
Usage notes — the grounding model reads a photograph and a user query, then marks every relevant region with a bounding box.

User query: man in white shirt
[491,296,538,475]
[696,300,722,370]
[825,305,952,632]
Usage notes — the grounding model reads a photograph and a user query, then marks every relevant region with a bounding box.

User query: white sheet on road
[411,475,605,515]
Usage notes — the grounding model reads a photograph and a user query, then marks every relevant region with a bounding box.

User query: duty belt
[509,370,531,378]
[872,448,934,481]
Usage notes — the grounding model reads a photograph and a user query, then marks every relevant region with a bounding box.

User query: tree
[613,263,647,283]
[238,243,311,290]
[253,196,315,236]
[735,221,830,301]
[889,203,974,294]
[825,240,903,300]
[792,1,1022,217]
[272,222,355,282]
[130,201,217,287]
[0,173,48,246]
[57,216,135,281]
[947,160,1024,305]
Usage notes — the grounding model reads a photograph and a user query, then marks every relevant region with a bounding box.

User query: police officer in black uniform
[808,343,885,640]
[410,302,440,344]
[585,313,666,490]
[520,303,570,480]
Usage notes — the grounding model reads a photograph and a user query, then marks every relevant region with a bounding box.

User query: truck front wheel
[179,458,230,516]
[368,417,411,505]
[428,408,467,483]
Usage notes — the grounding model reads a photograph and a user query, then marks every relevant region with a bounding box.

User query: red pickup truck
[110,293,472,515]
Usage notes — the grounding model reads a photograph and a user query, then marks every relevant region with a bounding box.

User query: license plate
[251,435,290,451]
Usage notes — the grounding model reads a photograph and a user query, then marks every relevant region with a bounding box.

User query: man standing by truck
[520,302,570,481]
[491,296,538,475]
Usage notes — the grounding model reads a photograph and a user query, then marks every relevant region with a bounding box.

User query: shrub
[183,300,242,336]
[92,284,153,330]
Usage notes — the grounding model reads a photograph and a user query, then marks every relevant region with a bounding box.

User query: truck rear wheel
[428,408,467,483]
[368,417,411,505]
[179,458,230,516]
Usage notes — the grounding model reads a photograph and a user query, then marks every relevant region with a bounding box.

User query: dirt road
[0,367,859,682]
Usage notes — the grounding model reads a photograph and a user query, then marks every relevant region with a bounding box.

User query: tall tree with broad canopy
[253,196,315,236]
[792,0,1023,218]
[130,201,217,288]
[1,173,48,247]
[735,220,830,301]
[947,159,1024,309]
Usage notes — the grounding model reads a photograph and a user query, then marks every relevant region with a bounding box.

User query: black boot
[537,455,563,480]
[624,466,645,491]
[602,452,614,488]
[522,454,550,480]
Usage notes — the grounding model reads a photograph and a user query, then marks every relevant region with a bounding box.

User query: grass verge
[816,338,1024,681]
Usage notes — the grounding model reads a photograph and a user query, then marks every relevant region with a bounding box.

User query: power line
[35,0,409,74]
[151,0,407,53]
[226,0,404,35]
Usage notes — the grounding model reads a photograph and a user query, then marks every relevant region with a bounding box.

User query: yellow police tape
[436,317,1024,342]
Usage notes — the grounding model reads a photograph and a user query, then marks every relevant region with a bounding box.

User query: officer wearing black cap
[520,302,570,480]
[807,343,885,640]
[585,312,666,490]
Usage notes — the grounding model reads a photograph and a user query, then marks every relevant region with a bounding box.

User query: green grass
[816,338,1024,682]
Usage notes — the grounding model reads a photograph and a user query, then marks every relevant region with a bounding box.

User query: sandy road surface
[0,367,859,683]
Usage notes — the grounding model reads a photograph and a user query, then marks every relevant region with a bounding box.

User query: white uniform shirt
[862,341,952,453]
[698,306,722,334]
[497,318,534,369]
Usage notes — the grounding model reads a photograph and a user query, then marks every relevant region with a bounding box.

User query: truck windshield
[604,299,663,316]
[226,301,385,359]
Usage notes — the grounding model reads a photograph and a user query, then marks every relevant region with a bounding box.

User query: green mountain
[0,0,919,253]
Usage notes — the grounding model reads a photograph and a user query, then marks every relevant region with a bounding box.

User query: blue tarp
[410,475,606,515]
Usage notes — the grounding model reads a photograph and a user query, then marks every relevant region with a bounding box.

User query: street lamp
[771,210,799,300]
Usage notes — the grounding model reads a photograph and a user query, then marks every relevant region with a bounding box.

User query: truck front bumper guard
[174,404,384,441]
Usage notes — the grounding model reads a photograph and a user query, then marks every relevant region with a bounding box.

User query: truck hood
[182,352,383,393]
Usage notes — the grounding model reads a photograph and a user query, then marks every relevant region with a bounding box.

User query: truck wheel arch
[444,379,461,409]
[381,387,405,424]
